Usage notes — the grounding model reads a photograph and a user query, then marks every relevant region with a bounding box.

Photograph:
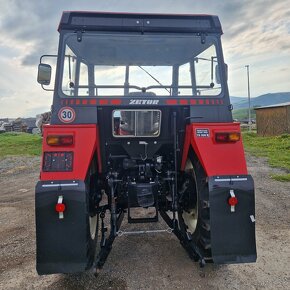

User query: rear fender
[181,123,256,263]
[40,124,102,181]
[181,123,247,176]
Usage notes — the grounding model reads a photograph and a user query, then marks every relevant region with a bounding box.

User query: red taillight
[228,196,238,206]
[47,135,74,146]
[215,132,240,143]
[55,203,66,213]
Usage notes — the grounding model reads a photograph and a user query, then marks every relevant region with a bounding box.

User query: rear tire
[178,155,212,261]
[85,156,100,270]
[85,207,99,270]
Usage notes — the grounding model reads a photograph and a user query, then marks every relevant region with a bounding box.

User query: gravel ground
[0,154,289,290]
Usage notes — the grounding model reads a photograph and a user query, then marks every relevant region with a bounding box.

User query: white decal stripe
[250,215,256,222]
[57,195,63,204]
[42,183,79,188]
[214,178,248,182]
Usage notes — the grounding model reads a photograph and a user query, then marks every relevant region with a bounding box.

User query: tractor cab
[36,12,256,275]
[38,12,231,125]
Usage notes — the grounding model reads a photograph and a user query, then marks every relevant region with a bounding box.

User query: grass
[270,174,290,182]
[0,132,42,158]
[0,131,289,182]
[242,132,290,182]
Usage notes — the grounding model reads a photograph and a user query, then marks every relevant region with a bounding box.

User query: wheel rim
[181,159,198,234]
[89,215,98,240]
[182,209,197,234]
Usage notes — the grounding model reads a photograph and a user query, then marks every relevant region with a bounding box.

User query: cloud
[1,0,289,64]
[0,54,52,118]
[221,1,290,57]
[0,0,289,117]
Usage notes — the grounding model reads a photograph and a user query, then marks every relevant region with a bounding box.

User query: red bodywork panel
[181,123,248,176]
[40,124,101,181]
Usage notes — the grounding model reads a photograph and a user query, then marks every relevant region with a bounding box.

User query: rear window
[60,33,223,97]
[113,110,161,137]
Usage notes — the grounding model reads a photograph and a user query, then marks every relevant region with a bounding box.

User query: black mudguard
[35,180,88,274]
[208,175,257,264]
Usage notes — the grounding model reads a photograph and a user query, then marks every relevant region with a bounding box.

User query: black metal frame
[92,110,206,271]
[58,12,223,34]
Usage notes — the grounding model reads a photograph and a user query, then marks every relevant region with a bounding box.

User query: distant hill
[230,96,247,105]
[231,92,290,110]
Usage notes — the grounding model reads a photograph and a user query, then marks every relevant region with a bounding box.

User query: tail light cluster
[47,135,74,146]
[215,132,240,143]
[43,135,74,172]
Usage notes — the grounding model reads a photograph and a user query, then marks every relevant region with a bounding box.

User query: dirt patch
[0,155,289,289]
[0,156,40,176]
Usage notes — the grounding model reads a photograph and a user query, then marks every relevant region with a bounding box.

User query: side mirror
[215,63,228,84]
[37,63,52,85]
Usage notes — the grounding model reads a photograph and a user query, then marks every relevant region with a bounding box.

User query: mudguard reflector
[209,175,257,263]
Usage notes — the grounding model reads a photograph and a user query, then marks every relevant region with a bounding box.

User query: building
[22,118,37,133]
[254,102,290,136]
[0,118,37,133]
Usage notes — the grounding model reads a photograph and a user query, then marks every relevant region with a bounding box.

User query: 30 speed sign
[58,107,76,123]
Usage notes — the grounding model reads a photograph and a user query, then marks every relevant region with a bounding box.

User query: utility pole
[245,65,251,131]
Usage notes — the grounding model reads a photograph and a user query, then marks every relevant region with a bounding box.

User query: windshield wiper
[138,66,171,94]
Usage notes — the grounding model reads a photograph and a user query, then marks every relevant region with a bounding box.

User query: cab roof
[58,11,223,34]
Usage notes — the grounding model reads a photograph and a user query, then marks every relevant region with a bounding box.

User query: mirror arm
[40,54,58,63]
[41,84,54,92]
[211,56,217,84]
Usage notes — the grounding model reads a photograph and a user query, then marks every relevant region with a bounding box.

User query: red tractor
[36,12,256,275]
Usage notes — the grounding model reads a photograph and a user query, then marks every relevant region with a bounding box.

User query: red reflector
[228,197,238,206]
[55,203,66,213]
[111,99,122,105]
[166,99,177,105]
[89,99,97,105]
[99,99,109,105]
[43,151,73,172]
[179,99,188,105]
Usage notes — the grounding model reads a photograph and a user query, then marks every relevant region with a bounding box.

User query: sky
[0,0,289,117]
